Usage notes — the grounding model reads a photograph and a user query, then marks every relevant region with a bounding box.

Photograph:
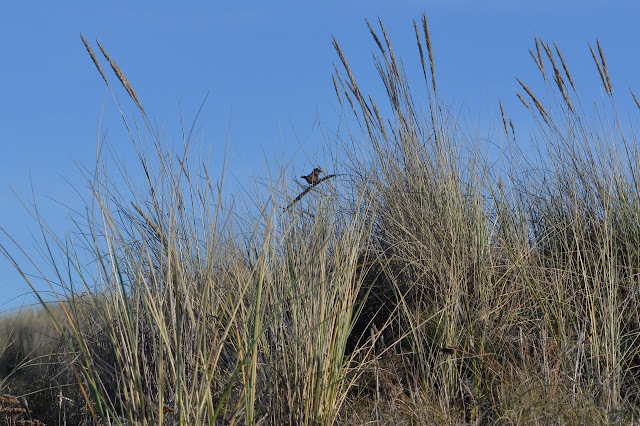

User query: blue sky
[1,1,640,312]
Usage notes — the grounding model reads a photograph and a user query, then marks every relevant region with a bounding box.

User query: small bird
[301,167,323,185]
[440,345,460,355]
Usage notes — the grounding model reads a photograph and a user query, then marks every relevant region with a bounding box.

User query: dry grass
[1,14,640,425]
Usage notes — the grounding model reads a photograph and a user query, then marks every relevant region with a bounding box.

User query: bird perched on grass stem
[285,167,337,210]
[301,167,323,185]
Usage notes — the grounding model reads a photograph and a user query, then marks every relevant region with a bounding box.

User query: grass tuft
[2,15,640,425]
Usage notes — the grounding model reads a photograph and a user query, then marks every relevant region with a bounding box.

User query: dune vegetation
[1,14,640,425]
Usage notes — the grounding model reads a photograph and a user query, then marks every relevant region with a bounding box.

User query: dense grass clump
[2,13,640,424]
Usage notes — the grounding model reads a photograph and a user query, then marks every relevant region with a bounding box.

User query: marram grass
[2,14,640,425]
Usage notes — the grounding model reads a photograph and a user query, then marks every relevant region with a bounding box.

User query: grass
[2,13,640,424]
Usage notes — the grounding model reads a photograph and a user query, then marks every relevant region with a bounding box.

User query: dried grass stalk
[370,95,389,142]
[80,34,109,87]
[366,19,385,54]
[422,14,437,94]
[543,42,573,112]
[517,77,549,123]
[97,41,145,111]
[597,39,613,95]
[630,89,640,111]
[517,92,531,111]
[378,17,400,80]
[332,74,342,106]
[554,42,576,92]
[499,99,509,136]
[414,19,428,84]
[590,42,611,97]
[529,49,545,77]
[333,37,370,118]
[535,36,546,80]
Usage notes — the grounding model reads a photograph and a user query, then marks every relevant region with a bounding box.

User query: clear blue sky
[2,1,639,312]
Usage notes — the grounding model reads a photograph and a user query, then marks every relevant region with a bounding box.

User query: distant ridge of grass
[1,13,640,424]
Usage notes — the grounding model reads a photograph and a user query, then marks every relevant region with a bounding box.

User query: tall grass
[331,15,640,424]
[2,14,640,424]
